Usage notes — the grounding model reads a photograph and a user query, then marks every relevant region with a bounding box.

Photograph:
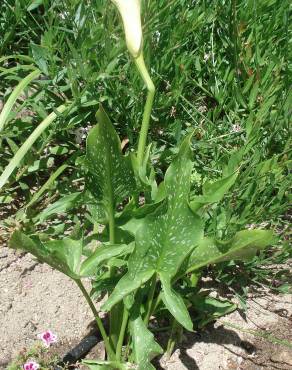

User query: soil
[159,293,292,370]
[0,246,92,368]
[0,245,291,370]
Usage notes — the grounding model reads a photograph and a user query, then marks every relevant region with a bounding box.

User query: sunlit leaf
[130,314,163,370]
[160,274,193,331]
[102,135,204,330]
[9,231,82,278]
[38,192,82,222]
[82,360,126,370]
[187,229,275,273]
[86,105,136,222]
[80,243,134,276]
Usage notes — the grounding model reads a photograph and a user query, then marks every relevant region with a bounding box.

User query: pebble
[270,350,292,366]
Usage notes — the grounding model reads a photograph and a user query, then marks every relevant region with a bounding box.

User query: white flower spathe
[111,0,143,58]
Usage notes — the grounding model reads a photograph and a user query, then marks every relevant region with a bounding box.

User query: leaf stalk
[75,279,116,360]
[116,305,129,360]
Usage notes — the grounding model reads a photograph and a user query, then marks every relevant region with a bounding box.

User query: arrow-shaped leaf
[160,274,193,331]
[130,314,163,370]
[187,229,275,273]
[86,105,136,221]
[102,136,204,330]
[9,231,82,279]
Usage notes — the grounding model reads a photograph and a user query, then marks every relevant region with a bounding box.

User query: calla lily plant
[6,1,275,369]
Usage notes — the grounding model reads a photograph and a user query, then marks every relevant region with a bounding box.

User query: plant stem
[116,305,129,361]
[75,279,116,360]
[166,320,176,358]
[108,203,116,245]
[134,53,155,166]
[151,291,162,314]
[166,319,182,359]
[107,190,122,352]
[144,273,157,325]
[230,0,240,80]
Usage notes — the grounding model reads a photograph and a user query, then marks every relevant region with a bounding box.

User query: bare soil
[0,247,92,368]
[159,293,292,370]
[0,246,291,370]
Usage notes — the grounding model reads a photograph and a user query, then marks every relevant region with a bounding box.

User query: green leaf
[38,192,82,222]
[248,80,259,109]
[9,231,82,279]
[91,276,121,299]
[27,0,44,11]
[80,243,134,276]
[117,200,165,236]
[6,138,19,154]
[82,360,126,370]
[26,163,69,208]
[86,105,136,221]
[45,238,82,276]
[102,136,203,329]
[0,69,40,133]
[160,274,193,331]
[0,104,67,191]
[103,270,155,309]
[130,315,163,370]
[190,295,237,328]
[30,43,49,75]
[187,229,275,273]
[189,172,238,212]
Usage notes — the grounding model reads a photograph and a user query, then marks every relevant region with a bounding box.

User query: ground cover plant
[0,0,291,369]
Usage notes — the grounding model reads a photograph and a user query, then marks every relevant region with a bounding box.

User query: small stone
[237,356,243,365]
[270,350,292,366]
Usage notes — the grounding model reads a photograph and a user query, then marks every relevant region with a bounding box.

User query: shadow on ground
[154,323,255,370]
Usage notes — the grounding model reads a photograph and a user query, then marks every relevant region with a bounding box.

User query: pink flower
[37,329,57,347]
[232,124,242,133]
[23,360,39,370]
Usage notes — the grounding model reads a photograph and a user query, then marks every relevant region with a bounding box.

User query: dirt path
[160,291,292,370]
[1,246,291,369]
[0,247,92,368]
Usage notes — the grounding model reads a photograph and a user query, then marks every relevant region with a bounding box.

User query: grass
[0,0,291,289]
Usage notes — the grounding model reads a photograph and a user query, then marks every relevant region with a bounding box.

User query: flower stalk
[111,0,155,166]
[135,53,155,166]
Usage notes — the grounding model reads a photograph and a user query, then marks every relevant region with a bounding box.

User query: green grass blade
[0,69,40,133]
[0,104,67,191]
[0,55,34,64]
[25,163,69,208]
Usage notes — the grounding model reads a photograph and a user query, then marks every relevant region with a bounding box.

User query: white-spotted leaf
[80,243,134,277]
[102,136,204,329]
[130,314,163,370]
[86,105,136,220]
[187,229,275,273]
[9,231,82,279]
